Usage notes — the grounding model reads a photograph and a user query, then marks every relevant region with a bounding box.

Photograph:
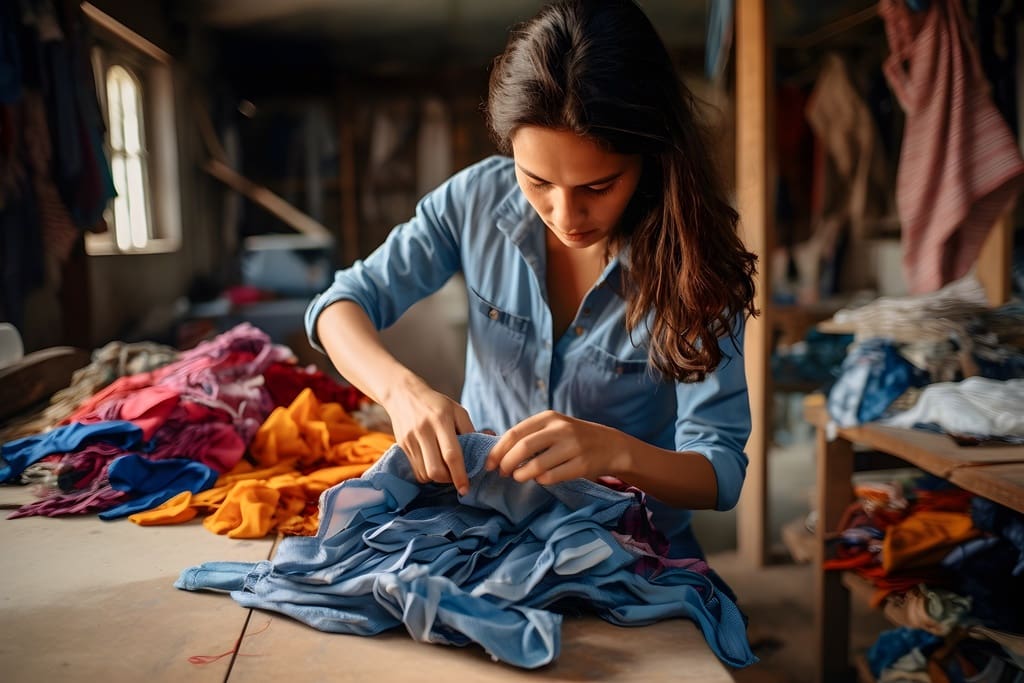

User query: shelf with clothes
[803,392,1024,683]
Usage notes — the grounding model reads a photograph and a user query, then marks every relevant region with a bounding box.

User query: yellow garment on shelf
[882,510,980,573]
[127,389,394,537]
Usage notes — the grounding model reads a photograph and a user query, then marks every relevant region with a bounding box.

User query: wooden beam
[80,2,172,65]
[204,159,332,241]
[735,0,774,568]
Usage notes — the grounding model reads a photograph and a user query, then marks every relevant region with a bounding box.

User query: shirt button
[536,379,546,390]
[488,308,499,320]
[574,326,585,337]
[582,307,591,317]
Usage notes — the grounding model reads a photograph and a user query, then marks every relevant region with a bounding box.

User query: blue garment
[98,454,219,520]
[827,338,928,427]
[0,421,143,483]
[866,627,942,677]
[304,156,751,551]
[177,433,756,670]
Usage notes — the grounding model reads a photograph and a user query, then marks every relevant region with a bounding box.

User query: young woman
[305,0,757,558]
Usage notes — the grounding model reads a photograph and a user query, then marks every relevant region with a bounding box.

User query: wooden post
[976,206,1015,306]
[814,424,855,683]
[735,0,774,567]
[337,84,360,266]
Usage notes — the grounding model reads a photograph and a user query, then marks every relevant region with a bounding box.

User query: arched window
[105,64,151,250]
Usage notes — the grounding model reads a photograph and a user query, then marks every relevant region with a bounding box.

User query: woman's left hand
[484,410,627,485]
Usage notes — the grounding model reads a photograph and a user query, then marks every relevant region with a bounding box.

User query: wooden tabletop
[0,489,735,683]
[804,393,1024,513]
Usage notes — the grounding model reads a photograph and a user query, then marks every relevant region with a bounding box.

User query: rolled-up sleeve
[304,168,470,353]
[674,319,751,511]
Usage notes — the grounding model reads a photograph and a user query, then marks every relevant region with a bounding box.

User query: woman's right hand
[382,375,476,495]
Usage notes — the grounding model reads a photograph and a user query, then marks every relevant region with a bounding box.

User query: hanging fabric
[880,0,1024,294]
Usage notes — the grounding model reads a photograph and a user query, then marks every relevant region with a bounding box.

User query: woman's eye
[528,181,550,191]
[586,184,613,195]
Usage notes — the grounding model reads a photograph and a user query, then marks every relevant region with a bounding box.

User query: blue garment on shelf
[867,627,942,677]
[176,433,756,670]
[0,421,143,483]
[827,339,928,427]
[98,454,219,520]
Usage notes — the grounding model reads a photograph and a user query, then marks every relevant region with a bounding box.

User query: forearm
[610,431,719,510]
[314,299,425,406]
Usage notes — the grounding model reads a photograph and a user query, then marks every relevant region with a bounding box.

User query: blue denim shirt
[305,156,751,543]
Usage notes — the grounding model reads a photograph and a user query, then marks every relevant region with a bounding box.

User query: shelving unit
[734,0,1018,571]
[803,393,1024,683]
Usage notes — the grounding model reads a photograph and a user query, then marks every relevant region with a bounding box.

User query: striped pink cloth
[880,0,1024,294]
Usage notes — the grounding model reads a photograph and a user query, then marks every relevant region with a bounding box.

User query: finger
[509,441,572,481]
[437,428,469,496]
[402,438,429,483]
[419,434,452,484]
[485,428,517,471]
[498,429,556,476]
[453,408,476,436]
[516,454,581,486]
[485,412,549,471]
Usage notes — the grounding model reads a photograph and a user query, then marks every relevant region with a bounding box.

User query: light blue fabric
[304,155,751,550]
[176,434,756,669]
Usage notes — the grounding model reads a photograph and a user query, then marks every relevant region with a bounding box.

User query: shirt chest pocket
[467,287,530,375]
[568,344,659,425]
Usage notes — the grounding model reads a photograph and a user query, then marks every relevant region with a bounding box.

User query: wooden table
[0,485,735,683]
[804,393,1024,683]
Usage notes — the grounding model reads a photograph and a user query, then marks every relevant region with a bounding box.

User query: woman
[305,0,757,558]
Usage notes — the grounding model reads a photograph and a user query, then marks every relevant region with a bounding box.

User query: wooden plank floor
[0,484,734,682]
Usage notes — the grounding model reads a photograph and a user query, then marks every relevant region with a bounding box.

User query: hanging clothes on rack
[880,0,1024,295]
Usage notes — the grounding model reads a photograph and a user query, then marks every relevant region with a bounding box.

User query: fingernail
[458,486,468,496]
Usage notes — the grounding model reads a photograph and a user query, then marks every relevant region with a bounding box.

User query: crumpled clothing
[127,390,393,538]
[99,454,219,520]
[0,420,141,483]
[175,433,756,670]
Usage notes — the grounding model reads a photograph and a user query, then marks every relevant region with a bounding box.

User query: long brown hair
[486,0,757,382]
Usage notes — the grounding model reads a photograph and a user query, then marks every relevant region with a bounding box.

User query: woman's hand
[382,376,476,495]
[484,410,627,485]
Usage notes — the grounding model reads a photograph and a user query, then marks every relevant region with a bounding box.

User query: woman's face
[511,126,642,250]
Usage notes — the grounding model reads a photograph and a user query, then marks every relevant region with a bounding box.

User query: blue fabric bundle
[176,433,756,669]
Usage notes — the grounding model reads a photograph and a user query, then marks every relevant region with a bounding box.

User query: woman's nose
[550,189,582,230]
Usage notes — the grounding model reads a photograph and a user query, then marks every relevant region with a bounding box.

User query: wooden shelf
[781,516,815,564]
[806,392,1024,683]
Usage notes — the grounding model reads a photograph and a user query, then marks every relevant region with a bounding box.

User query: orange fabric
[128,491,198,526]
[249,388,368,467]
[203,480,281,538]
[882,510,980,573]
[132,389,394,538]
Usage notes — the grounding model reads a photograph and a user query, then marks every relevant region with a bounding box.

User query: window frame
[83,3,181,257]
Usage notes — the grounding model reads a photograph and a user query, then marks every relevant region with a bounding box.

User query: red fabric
[263,363,366,412]
[880,0,1024,293]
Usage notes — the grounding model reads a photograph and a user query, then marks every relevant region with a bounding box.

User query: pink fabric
[880,0,1024,294]
[19,324,290,517]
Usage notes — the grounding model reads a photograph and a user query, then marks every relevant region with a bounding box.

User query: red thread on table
[188,620,271,664]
